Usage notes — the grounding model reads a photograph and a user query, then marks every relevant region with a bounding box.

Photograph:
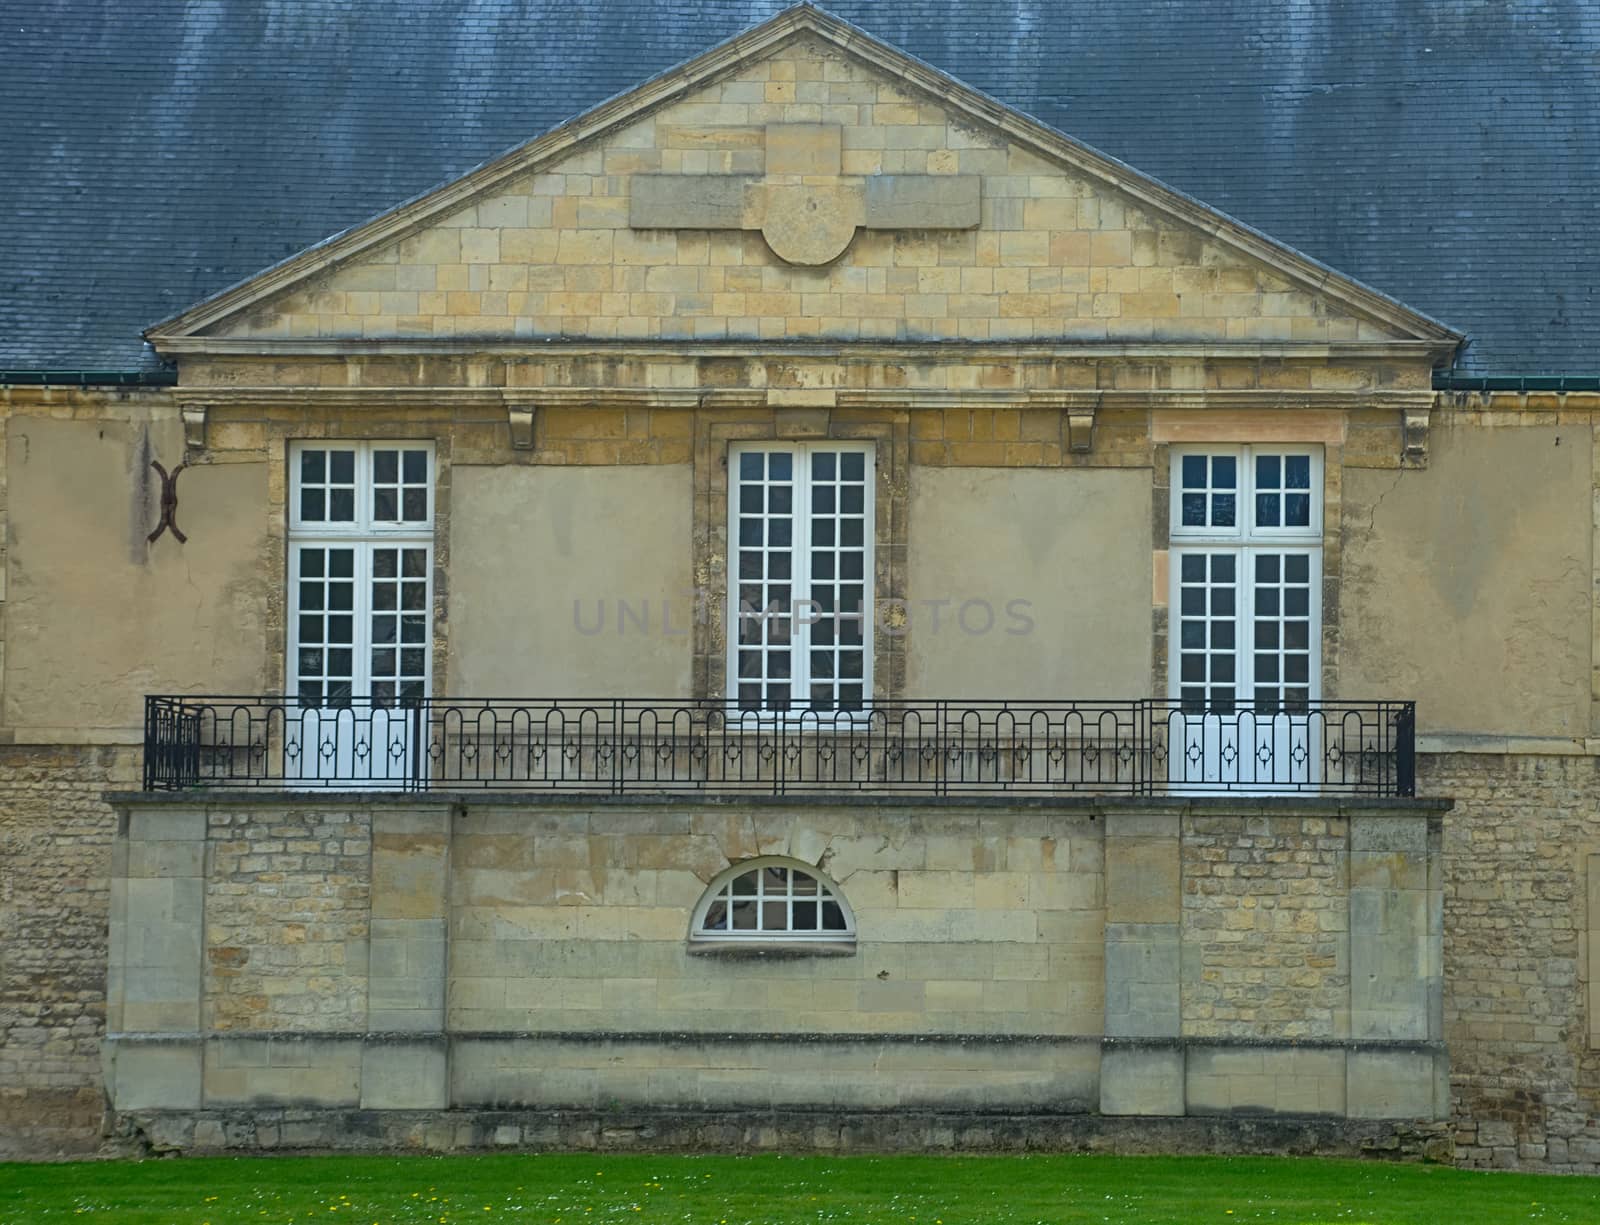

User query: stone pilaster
[367,807,450,1032]
[1349,814,1440,1041]
[1100,810,1183,1115]
[363,806,451,1110]
[104,806,206,1111]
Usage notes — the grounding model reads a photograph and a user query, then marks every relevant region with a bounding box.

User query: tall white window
[1169,447,1322,711]
[288,442,433,707]
[728,442,874,714]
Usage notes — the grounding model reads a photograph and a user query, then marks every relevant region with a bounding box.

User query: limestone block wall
[1180,813,1355,1039]
[0,745,136,1159]
[448,803,1103,1038]
[1425,752,1600,1172]
[97,792,1447,1155]
[203,809,371,1032]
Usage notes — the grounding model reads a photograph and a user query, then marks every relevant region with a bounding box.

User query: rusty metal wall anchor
[147,459,188,544]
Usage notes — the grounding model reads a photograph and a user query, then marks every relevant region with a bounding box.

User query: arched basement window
[690,857,855,945]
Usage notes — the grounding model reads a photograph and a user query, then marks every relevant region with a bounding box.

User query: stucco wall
[1340,420,1591,739]
[446,464,694,696]
[905,466,1151,697]
[2,415,269,735]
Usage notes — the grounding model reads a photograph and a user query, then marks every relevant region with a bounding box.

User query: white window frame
[689,857,856,945]
[1168,445,1323,710]
[726,441,876,718]
[287,441,435,706]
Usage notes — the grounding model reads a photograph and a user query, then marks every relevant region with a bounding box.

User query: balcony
[143,696,1416,797]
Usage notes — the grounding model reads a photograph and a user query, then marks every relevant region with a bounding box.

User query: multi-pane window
[288,442,433,707]
[692,859,854,943]
[1170,447,1321,711]
[729,442,874,715]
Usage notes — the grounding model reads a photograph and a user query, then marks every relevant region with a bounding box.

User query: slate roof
[4,1,1597,377]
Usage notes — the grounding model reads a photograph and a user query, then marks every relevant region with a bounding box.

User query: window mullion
[350,540,369,699]
[353,442,369,534]
[792,447,813,714]
[1239,545,1256,706]
[1240,445,1254,539]
[1221,546,1243,709]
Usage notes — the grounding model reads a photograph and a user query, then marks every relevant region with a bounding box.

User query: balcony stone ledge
[104,788,1453,817]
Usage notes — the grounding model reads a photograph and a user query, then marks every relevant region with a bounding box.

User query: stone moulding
[100,1030,1448,1123]
[165,383,1440,415]
[103,789,1453,814]
[105,1105,1458,1161]
[151,336,1455,359]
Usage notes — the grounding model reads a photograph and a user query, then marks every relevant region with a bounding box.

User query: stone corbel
[1401,406,1430,468]
[1066,405,1097,454]
[1031,392,1100,454]
[507,402,537,450]
[180,403,208,454]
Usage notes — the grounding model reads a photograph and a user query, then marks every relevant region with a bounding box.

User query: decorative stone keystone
[630,124,981,265]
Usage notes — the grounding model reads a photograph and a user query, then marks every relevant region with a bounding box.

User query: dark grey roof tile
[4,1,1597,374]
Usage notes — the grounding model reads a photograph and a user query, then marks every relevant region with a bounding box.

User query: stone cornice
[178,385,1435,412]
[155,336,1448,361]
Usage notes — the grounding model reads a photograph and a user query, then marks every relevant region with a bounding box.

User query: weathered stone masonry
[8,6,1598,1171]
[99,793,1447,1155]
[1425,752,1600,1172]
[0,745,135,1159]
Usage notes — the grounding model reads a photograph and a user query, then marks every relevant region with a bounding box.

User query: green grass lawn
[1,1152,1595,1225]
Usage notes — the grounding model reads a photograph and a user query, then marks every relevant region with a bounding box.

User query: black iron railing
[142,697,1416,797]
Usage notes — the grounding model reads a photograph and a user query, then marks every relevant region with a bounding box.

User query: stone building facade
[0,3,1596,1169]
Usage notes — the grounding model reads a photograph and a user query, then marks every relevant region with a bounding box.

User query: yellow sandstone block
[1023,198,1078,230]
[399,229,460,265]
[612,231,676,266]
[1051,232,1090,265]
[1215,266,1259,293]
[765,122,842,175]
[577,197,630,229]
[460,229,500,263]
[999,293,1050,318]
[1090,231,1132,265]
[1107,266,1141,293]
[436,264,470,292]
[488,266,528,292]
[992,268,1029,295]
[1123,292,1182,318]
[556,231,613,264]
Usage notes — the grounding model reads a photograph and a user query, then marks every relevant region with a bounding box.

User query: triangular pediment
[146,4,1462,355]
